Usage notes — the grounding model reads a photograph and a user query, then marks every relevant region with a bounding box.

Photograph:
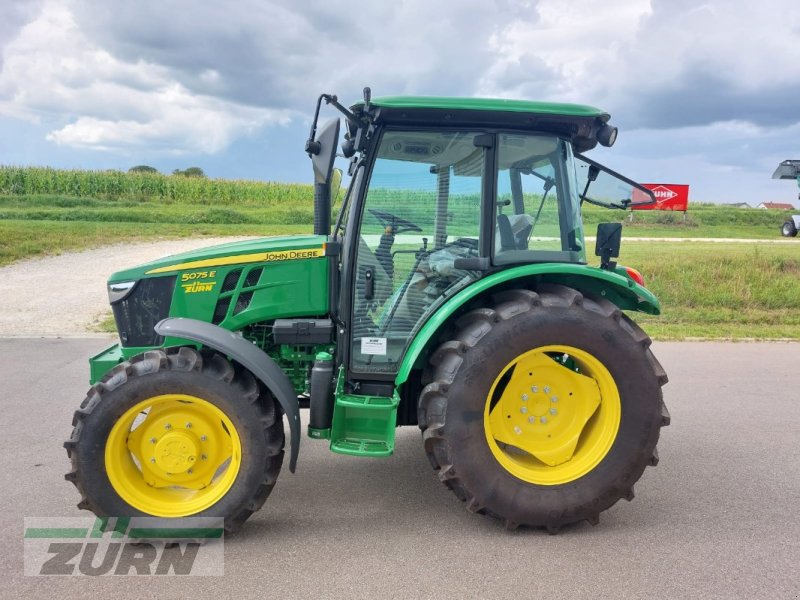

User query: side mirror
[309,118,341,185]
[308,119,341,236]
[595,223,622,270]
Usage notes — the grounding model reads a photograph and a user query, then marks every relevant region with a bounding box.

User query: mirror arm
[306,93,367,158]
[323,94,364,129]
[305,94,327,157]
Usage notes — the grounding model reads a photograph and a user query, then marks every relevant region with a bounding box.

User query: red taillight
[624,266,645,287]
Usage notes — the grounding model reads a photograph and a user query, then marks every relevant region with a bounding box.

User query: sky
[1,0,799,206]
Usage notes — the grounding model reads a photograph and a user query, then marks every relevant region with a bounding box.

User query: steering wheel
[368,208,423,234]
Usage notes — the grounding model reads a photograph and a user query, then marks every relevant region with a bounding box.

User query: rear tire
[418,285,669,531]
[65,347,284,532]
[781,220,797,237]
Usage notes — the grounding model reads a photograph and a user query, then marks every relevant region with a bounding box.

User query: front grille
[221,269,242,293]
[233,291,253,315]
[243,267,263,288]
[212,297,231,325]
[112,276,176,347]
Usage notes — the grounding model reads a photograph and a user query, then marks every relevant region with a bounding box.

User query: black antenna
[363,87,371,111]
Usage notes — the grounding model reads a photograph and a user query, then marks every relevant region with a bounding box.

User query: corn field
[0,166,313,207]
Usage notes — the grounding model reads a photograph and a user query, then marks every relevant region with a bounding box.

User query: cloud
[0,0,524,154]
[0,1,291,154]
[70,0,522,108]
[479,0,800,130]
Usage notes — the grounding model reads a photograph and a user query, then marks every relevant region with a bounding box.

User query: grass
[618,242,800,340]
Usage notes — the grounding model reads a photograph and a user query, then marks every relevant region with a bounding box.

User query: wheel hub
[484,345,621,484]
[153,431,198,474]
[105,394,241,517]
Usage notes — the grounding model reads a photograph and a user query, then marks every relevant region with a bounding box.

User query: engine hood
[109,235,328,282]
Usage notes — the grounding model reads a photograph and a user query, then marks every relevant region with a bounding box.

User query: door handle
[364,266,375,300]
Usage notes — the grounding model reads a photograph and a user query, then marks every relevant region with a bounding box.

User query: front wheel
[418,285,669,531]
[781,220,798,237]
[65,347,284,532]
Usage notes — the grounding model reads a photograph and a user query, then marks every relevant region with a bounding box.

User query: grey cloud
[70,0,525,111]
[616,67,800,130]
[0,0,44,67]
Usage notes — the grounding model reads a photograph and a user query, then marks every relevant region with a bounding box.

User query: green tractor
[65,89,670,532]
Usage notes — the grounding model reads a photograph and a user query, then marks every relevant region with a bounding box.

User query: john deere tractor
[65,89,670,532]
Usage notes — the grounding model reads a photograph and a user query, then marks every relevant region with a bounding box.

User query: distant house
[757,202,795,210]
[722,202,752,209]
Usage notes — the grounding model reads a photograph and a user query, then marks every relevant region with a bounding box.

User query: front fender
[155,317,301,473]
[395,263,660,386]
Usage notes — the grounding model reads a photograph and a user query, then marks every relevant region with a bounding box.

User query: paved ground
[0,338,798,598]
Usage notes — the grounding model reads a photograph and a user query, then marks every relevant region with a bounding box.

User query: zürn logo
[24,516,224,576]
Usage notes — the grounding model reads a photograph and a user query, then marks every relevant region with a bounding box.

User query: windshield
[574,154,656,209]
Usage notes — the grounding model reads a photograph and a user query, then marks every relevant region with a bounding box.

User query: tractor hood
[109,235,328,282]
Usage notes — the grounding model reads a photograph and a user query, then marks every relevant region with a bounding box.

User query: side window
[494,134,585,265]
[351,131,484,374]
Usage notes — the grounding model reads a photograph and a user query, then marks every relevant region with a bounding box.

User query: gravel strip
[0,237,252,336]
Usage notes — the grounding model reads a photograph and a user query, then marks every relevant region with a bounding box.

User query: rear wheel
[418,285,669,531]
[65,347,284,532]
[781,220,797,237]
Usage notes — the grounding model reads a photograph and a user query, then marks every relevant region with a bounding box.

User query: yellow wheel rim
[105,394,242,517]
[483,345,620,485]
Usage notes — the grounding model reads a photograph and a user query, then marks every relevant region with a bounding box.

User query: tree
[172,167,206,178]
[128,165,158,173]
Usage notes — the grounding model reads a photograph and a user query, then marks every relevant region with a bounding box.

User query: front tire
[418,285,669,531]
[65,347,284,532]
[781,220,798,237]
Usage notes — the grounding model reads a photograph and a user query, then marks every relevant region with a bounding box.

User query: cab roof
[353,96,611,153]
[366,96,607,119]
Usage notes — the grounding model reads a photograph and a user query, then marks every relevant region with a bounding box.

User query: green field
[618,242,800,340]
[1,166,798,340]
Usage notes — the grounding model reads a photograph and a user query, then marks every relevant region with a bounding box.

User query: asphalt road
[0,338,798,599]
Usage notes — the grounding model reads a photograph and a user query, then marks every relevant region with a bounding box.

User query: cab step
[329,377,399,457]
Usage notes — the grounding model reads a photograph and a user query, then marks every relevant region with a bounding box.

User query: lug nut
[201,454,207,461]
[551,396,558,403]
[521,394,528,401]
[550,408,557,415]
[540,416,548,424]
[164,423,172,430]
[200,435,207,442]
[520,407,528,414]
[150,437,157,444]
[544,386,551,393]
[187,469,193,475]
[513,426,522,434]
[528,416,536,424]
[150,458,156,464]
[185,422,192,429]
[531,386,538,393]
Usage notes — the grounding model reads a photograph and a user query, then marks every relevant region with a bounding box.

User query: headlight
[108,281,137,304]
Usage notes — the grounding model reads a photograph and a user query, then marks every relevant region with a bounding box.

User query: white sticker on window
[361,337,387,355]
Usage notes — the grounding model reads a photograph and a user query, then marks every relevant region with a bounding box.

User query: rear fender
[155,318,301,473]
[395,263,660,386]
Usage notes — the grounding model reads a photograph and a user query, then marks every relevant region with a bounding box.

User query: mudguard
[395,263,661,386]
[155,317,301,473]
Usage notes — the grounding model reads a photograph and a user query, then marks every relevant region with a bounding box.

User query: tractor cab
[307,91,656,383]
